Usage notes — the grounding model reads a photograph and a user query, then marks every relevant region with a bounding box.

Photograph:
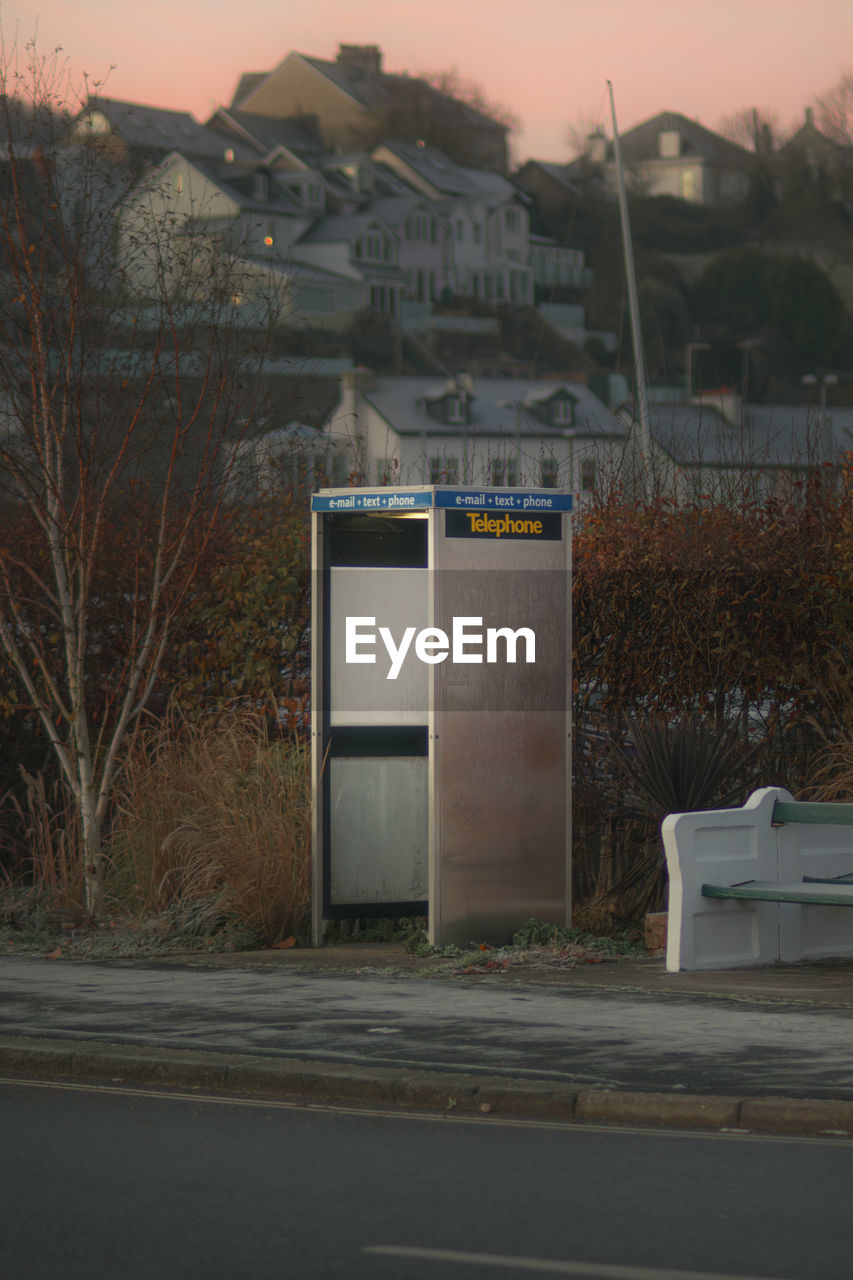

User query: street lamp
[685,342,710,401]
[801,373,838,463]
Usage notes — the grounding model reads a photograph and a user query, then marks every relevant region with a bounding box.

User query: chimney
[805,106,815,128]
[336,44,383,77]
[342,366,375,392]
[587,131,607,165]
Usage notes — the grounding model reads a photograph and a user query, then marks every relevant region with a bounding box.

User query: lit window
[264,235,274,247]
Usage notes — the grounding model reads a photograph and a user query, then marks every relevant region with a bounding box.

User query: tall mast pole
[608,80,651,499]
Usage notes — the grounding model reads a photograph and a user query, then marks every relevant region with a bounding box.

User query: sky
[5,0,853,162]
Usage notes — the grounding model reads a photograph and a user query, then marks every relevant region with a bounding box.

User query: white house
[315,367,628,498]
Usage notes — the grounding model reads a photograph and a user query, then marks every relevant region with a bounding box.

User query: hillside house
[584,111,753,206]
[312,367,627,496]
[228,44,510,173]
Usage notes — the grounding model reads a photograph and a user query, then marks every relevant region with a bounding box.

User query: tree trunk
[80,790,103,919]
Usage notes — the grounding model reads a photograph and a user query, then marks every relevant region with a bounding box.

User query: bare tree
[718,106,780,154]
[815,71,853,147]
[0,39,283,914]
[420,66,520,136]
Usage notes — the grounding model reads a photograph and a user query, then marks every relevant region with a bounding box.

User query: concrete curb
[2,1035,852,1138]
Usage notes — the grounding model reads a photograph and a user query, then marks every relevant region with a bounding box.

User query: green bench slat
[771,800,853,826]
[803,873,853,884]
[702,881,853,907]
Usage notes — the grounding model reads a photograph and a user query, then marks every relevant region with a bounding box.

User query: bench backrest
[772,800,853,826]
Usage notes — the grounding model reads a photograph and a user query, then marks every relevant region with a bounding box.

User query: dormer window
[505,207,520,231]
[358,230,390,262]
[254,172,269,202]
[659,130,682,158]
[551,397,573,426]
[445,396,465,424]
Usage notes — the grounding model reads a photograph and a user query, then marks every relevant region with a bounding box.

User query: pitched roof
[516,159,580,195]
[618,111,753,168]
[207,107,323,159]
[297,211,395,243]
[230,73,268,108]
[80,97,255,163]
[231,49,509,134]
[169,154,308,217]
[353,376,625,439]
[646,400,853,468]
[375,140,517,203]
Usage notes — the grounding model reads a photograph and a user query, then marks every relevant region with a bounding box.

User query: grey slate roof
[81,97,256,164]
[375,140,517,203]
[207,108,323,159]
[298,212,394,243]
[359,376,625,439]
[646,401,853,468]
[617,111,753,168]
[174,155,307,216]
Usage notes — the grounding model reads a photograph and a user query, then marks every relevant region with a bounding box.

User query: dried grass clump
[106,707,311,945]
[4,770,87,917]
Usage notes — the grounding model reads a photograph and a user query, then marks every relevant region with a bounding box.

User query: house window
[541,458,559,487]
[410,212,431,241]
[429,456,444,483]
[505,207,520,231]
[253,172,269,201]
[360,231,387,261]
[455,219,464,241]
[659,130,682,158]
[580,458,596,493]
[444,457,459,484]
[445,396,465,424]
[551,398,572,426]
[473,223,482,245]
[175,173,183,194]
[506,458,519,487]
[490,458,505,486]
[681,168,700,201]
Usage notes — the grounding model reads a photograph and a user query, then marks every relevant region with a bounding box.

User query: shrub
[105,706,311,945]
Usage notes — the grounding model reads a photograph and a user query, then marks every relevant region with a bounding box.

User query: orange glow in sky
[7,0,853,160]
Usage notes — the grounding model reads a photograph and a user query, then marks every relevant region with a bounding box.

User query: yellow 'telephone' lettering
[466,513,544,537]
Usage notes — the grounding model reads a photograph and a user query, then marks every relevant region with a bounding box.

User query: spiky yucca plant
[610,715,758,822]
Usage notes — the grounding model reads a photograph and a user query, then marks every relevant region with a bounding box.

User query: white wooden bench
[662,787,853,971]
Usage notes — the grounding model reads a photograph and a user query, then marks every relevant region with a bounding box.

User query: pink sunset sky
[6,0,853,161]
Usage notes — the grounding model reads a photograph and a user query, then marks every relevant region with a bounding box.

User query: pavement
[2,943,853,1137]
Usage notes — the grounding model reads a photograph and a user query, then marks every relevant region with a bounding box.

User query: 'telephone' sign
[445,510,561,540]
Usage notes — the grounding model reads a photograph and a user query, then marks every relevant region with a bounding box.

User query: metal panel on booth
[311,486,571,947]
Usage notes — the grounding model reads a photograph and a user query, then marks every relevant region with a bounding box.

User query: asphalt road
[2,956,853,1098]
[3,1078,853,1280]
